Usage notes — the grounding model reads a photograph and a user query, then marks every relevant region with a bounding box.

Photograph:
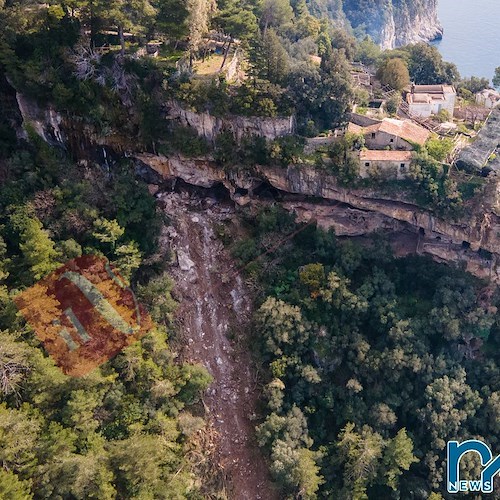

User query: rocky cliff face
[166,101,296,143]
[15,91,500,285]
[16,93,66,146]
[387,0,443,49]
[342,0,443,49]
[15,92,136,162]
[135,153,500,284]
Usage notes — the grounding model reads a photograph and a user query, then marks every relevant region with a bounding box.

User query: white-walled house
[475,89,500,109]
[406,85,456,118]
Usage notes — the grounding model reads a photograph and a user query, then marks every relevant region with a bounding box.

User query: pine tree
[10,209,60,281]
[186,0,217,66]
[382,428,418,490]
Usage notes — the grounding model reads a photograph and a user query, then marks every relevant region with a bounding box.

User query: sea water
[432,0,500,82]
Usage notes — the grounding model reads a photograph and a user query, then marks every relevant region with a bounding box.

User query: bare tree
[69,44,102,81]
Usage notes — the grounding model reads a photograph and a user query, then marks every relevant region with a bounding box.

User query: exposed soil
[158,189,279,500]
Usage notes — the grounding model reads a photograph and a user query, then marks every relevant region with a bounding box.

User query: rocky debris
[234,193,251,206]
[177,249,195,271]
[147,184,159,196]
[159,190,278,500]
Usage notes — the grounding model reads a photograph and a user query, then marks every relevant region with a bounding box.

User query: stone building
[359,118,430,150]
[406,84,456,118]
[359,150,413,179]
[348,117,427,179]
[475,89,500,109]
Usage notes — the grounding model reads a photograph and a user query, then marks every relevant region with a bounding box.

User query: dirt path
[158,190,278,500]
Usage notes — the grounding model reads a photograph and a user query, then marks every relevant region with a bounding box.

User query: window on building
[400,163,406,169]
[390,138,394,143]
[371,133,375,139]
[365,162,370,167]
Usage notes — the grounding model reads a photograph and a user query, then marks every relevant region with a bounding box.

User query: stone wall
[349,113,381,128]
[304,136,338,155]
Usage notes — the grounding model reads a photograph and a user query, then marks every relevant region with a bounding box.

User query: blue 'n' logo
[447,440,500,493]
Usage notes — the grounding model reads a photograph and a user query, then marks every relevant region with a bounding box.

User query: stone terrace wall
[349,113,381,127]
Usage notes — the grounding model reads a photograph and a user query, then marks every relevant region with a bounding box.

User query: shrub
[240,136,271,166]
[214,130,239,166]
[160,125,210,157]
[269,136,306,167]
[327,134,362,185]
[425,138,454,162]
[435,109,451,123]
[385,92,402,115]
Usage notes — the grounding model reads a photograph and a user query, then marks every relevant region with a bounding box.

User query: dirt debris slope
[158,190,278,500]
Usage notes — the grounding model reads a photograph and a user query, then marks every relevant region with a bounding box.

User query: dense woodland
[0,134,216,497]
[1,0,500,499]
[230,207,500,498]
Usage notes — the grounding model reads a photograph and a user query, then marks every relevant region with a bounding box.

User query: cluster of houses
[475,88,500,109]
[345,83,500,180]
[404,84,500,118]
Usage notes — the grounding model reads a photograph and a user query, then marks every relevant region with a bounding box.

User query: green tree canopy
[377,57,410,90]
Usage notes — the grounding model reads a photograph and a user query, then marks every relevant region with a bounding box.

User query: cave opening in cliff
[235,187,249,197]
[253,181,281,200]
[172,178,232,202]
[479,248,493,260]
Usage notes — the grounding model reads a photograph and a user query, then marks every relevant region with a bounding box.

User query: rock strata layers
[136,153,500,284]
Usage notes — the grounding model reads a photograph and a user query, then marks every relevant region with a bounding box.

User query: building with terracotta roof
[347,122,364,135]
[406,84,456,118]
[359,150,413,179]
[363,118,430,150]
[347,117,426,179]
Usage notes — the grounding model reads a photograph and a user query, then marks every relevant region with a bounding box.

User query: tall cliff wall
[342,0,443,49]
[15,92,140,161]
[15,89,500,284]
[135,153,500,284]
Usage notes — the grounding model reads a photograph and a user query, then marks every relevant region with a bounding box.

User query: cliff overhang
[135,153,500,284]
